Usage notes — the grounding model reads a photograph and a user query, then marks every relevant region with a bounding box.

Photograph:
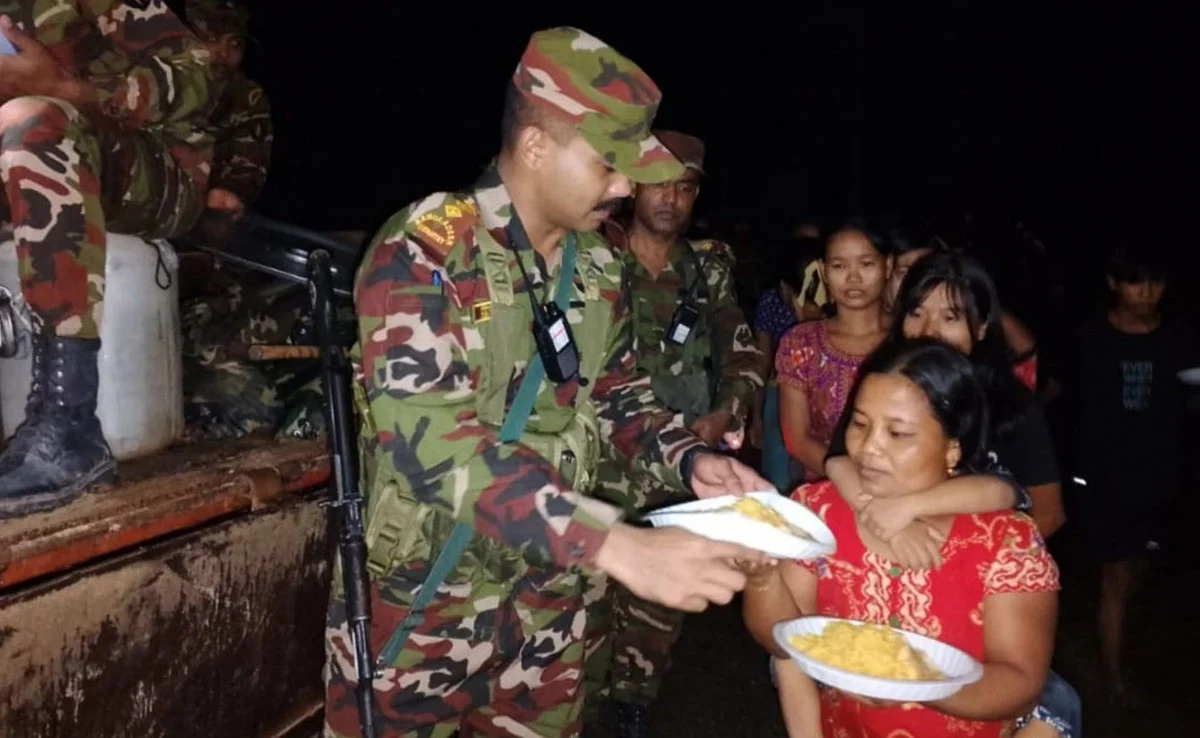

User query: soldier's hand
[690,453,773,500]
[594,523,776,612]
[0,17,70,101]
[206,188,246,218]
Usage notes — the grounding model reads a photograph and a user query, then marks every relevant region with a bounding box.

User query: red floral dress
[790,481,1061,738]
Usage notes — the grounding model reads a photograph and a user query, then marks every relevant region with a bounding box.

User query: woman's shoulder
[776,321,827,380]
[780,318,825,342]
[790,479,847,519]
[961,510,1061,593]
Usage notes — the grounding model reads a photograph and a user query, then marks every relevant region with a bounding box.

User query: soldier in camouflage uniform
[322,27,776,738]
[583,131,766,737]
[0,0,218,516]
[176,0,294,441]
[183,0,271,217]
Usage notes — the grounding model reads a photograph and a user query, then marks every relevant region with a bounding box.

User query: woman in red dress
[743,338,1060,738]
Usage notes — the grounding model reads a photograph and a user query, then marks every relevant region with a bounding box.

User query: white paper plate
[774,616,984,702]
[641,490,836,560]
[1178,367,1200,386]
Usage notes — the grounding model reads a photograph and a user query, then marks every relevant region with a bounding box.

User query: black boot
[0,331,50,474]
[0,336,115,517]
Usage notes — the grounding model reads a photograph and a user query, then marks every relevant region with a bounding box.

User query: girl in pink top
[776,219,891,482]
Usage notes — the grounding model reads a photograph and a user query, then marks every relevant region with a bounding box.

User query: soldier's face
[633,171,700,237]
[201,32,245,78]
[538,133,633,231]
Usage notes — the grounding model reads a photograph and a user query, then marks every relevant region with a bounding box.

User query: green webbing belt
[375,235,578,669]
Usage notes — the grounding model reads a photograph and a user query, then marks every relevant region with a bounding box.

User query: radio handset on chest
[507,219,580,383]
[666,246,709,347]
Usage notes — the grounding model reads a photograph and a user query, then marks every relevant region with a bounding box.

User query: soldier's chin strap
[374,233,578,669]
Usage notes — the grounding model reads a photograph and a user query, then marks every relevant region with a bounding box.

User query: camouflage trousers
[582,574,686,712]
[582,464,689,713]
[324,547,590,737]
[181,268,315,439]
[0,96,204,339]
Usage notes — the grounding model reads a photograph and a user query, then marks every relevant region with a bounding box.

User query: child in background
[1072,246,1198,705]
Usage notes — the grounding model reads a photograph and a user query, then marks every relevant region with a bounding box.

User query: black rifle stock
[308,249,378,738]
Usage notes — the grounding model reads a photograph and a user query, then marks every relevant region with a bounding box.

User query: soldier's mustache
[594,200,622,215]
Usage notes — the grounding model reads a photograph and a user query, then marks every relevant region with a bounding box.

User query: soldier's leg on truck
[324,545,591,737]
[0,95,202,515]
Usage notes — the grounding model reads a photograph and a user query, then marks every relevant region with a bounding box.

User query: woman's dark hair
[886,224,950,259]
[850,337,990,472]
[824,216,886,258]
[885,250,1031,440]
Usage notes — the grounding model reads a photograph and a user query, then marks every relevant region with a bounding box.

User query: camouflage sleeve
[591,253,706,492]
[209,80,273,204]
[354,217,621,571]
[78,0,216,129]
[707,255,765,424]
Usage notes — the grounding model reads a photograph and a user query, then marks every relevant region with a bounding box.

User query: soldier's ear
[516,123,554,172]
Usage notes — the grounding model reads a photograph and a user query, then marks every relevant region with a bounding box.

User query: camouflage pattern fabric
[180,263,353,440]
[511,26,682,186]
[180,269,304,438]
[582,228,764,713]
[205,71,272,207]
[323,159,705,738]
[0,0,217,339]
[184,0,248,38]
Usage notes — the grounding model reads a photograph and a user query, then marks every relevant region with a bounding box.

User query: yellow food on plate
[788,621,944,681]
[728,497,813,540]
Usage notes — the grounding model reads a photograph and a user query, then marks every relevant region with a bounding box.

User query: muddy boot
[0,336,115,518]
[0,331,50,475]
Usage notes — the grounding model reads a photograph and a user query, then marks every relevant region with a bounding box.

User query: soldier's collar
[472,163,519,250]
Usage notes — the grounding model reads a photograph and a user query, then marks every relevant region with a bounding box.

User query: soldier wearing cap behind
[176,0,292,441]
[184,0,272,217]
[321,27,777,738]
[583,131,765,737]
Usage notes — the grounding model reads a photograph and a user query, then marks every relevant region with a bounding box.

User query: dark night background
[204,0,1198,407]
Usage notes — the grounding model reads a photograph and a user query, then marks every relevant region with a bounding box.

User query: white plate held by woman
[773,616,984,702]
[641,490,835,560]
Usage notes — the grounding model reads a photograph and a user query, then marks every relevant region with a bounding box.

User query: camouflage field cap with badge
[653,129,707,176]
[512,27,684,185]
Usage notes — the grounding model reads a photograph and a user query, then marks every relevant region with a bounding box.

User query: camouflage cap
[186,0,250,39]
[512,27,684,185]
[654,129,706,176]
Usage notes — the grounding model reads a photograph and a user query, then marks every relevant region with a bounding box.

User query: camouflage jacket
[207,71,272,205]
[3,0,220,193]
[352,164,705,572]
[605,222,764,427]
